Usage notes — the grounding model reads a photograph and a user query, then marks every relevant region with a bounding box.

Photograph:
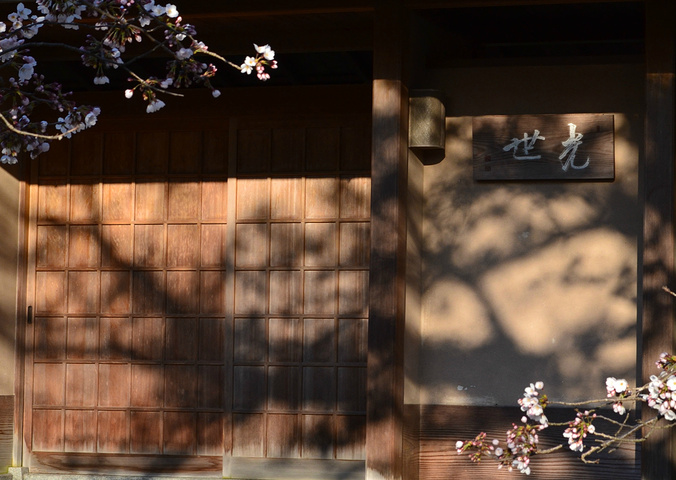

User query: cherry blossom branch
[0,0,278,164]
[457,351,676,475]
[0,112,78,140]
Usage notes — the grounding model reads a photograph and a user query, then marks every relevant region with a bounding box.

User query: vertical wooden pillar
[367,3,408,480]
[642,1,676,478]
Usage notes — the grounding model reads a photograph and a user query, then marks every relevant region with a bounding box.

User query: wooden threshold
[225,458,365,480]
[28,454,222,476]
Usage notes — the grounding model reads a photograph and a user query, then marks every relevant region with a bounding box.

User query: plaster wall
[0,165,19,396]
[410,63,643,406]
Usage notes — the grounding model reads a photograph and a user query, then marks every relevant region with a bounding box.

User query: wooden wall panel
[269,271,302,314]
[103,130,136,175]
[162,412,197,454]
[267,414,301,458]
[136,131,169,175]
[35,273,66,313]
[267,367,301,410]
[133,225,164,267]
[198,318,225,360]
[99,317,131,360]
[70,132,102,176]
[232,414,265,457]
[69,184,100,223]
[134,183,165,222]
[130,365,163,408]
[303,271,336,315]
[64,364,96,407]
[336,415,366,460]
[306,128,340,171]
[66,317,97,360]
[270,224,302,266]
[102,183,133,222]
[165,318,198,361]
[101,225,132,266]
[269,318,302,362]
[170,131,203,174]
[31,410,63,452]
[200,224,227,267]
[36,226,66,268]
[67,271,98,314]
[271,129,305,172]
[37,183,68,222]
[201,181,228,220]
[167,182,200,221]
[236,178,269,220]
[64,410,96,453]
[165,271,199,314]
[197,412,223,456]
[68,226,99,268]
[301,414,334,459]
[32,364,64,406]
[131,317,163,361]
[96,411,128,453]
[237,130,271,174]
[33,317,66,360]
[270,178,302,219]
[130,411,162,454]
[100,271,131,314]
[97,364,130,407]
[306,178,339,218]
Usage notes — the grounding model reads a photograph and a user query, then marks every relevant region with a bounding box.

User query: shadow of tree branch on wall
[410,113,645,479]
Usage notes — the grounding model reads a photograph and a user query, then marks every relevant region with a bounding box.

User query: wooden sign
[473,114,614,181]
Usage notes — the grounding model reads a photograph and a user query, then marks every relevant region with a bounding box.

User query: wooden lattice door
[24,122,230,474]
[226,118,370,478]
[22,102,370,477]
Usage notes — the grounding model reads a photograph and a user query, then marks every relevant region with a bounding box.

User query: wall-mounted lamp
[409,94,446,165]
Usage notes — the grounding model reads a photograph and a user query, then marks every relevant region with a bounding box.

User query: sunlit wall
[410,63,643,406]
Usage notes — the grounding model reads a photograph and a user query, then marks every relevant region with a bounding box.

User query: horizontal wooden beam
[405,0,637,8]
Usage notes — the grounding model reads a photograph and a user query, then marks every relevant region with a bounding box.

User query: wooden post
[642,0,676,478]
[367,3,409,480]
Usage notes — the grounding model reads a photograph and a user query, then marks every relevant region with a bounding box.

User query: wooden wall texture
[0,396,12,472]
